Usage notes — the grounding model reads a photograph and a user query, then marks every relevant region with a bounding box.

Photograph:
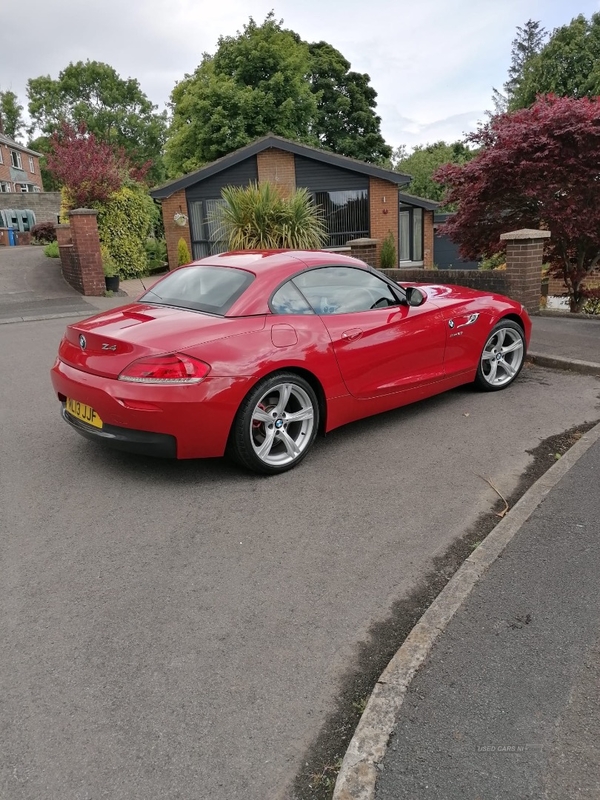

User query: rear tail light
[118,353,210,384]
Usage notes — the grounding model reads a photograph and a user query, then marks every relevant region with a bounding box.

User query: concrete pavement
[334,324,600,798]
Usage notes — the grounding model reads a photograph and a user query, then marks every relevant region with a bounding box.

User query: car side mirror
[405,287,425,307]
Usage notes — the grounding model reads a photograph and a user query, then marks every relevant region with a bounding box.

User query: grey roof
[151,135,412,199]
[398,191,440,211]
[0,133,42,157]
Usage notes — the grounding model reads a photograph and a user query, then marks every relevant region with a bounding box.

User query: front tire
[228,372,319,474]
[474,320,525,391]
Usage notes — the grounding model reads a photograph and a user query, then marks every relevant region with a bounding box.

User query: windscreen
[140,266,254,315]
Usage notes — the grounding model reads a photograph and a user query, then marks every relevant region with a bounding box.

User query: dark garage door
[434,232,479,270]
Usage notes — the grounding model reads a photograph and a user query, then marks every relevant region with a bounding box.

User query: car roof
[188,250,374,317]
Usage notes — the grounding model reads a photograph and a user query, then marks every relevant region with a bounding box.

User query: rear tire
[474,320,525,392]
[228,372,319,475]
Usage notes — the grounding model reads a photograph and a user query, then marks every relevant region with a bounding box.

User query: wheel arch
[498,312,526,332]
[227,366,328,443]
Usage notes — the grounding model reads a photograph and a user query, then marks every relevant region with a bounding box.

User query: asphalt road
[1,317,600,800]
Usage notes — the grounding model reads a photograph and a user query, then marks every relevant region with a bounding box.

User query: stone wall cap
[68,208,99,216]
[347,237,379,245]
[500,228,551,240]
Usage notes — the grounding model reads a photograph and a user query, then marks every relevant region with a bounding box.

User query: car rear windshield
[139,266,254,315]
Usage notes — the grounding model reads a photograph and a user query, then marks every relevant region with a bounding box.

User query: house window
[10,150,22,169]
[0,181,11,193]
[29,157,35,173]
[312,189,369,248]
[188,199,228,259]
[399,205,423,263]
[0,148,3,165]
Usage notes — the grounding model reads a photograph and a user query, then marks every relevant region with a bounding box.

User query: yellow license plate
[66,398,103,429]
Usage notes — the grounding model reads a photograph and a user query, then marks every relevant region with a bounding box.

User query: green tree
[394,141,475,205]
[27,60,167,182]
[491,20,547,113]
[165,14,391,176]
[307,41,391,164]
[0,90,25,140]
[511,14,600,109]
[165,15,317,175]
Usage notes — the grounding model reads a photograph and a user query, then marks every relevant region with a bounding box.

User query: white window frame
[10,150,22,169]
[0,181,12,193]
[29,156,35,173]
[0,148,3,165]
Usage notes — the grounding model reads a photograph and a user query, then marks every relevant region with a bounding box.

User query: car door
[292,267,446,400]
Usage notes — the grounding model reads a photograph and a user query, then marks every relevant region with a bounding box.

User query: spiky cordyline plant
[214,182,327,250]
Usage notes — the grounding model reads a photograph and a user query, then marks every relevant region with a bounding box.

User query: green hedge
[96,186,154,278]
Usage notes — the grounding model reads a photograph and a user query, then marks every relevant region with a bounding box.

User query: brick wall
[161,189,193,270]
[369,177,398,267]
[378,230,549,314]
[57,210,105,296]
[0,192,60,223]
[257,149,296,198]
[382,268,509,295]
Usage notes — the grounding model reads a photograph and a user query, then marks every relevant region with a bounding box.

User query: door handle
[341,328,363,342]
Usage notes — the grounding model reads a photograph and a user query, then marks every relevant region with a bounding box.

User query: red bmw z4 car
[51,250,531,474]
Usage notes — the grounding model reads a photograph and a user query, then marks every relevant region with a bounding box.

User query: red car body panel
[50,251,531,460]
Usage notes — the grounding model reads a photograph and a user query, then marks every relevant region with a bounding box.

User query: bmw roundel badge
[79,334,87,350]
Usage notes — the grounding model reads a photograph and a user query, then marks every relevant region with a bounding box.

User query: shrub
[215,182,327,250]
[380,232,397,268]
[178,237,192,266]
[145,237,167,270]
[31,221,57,244]
[96,185,154,278]
[44,241,59,258]
[100,244,119,277]
[582,295,600,315]
[479,252,506,270]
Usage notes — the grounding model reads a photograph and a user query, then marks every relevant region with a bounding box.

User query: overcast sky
[3,0,599,151]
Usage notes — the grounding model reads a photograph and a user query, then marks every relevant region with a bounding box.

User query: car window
[140,266,254,315]
[271,281,315,315]
[292,267,400,315]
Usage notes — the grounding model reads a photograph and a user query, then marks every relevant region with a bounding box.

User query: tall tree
[511,14,600,109]
[27,61,167,181]
[165,14,391,177]
[394,141,475,205]
[0,90,26,140]
[165,15,317,176]
[307,41,391,164]
[435,95,600,311]
[490,20,546,114]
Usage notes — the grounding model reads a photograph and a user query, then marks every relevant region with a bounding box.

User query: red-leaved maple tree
[46,122,150,208]
[435,95,600,311]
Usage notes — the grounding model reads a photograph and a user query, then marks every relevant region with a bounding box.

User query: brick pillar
[423,210,434,268]
[56,224,72,247]
[68,209,105,296]
[347,237,379,268]
[500,229,551,316]
[161,190,193,270]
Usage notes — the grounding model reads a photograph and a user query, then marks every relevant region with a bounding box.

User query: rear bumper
[51,359,253,458]
[62,405,177,458]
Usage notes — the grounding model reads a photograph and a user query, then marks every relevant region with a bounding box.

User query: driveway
[0,245,92,321]
[2,314,599,800]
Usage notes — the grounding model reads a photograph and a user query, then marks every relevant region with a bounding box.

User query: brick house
[0,133,44,194]
[150,135,437,271]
